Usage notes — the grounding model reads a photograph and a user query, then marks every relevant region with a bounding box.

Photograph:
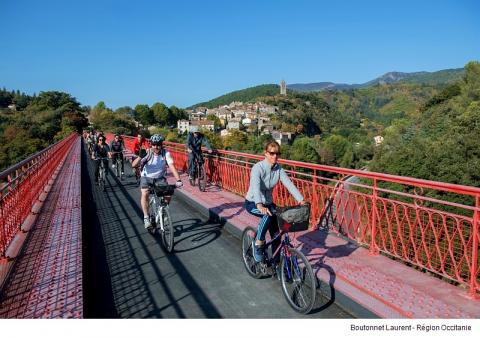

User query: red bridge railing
[114,134,479,297]
[0,133,78,258]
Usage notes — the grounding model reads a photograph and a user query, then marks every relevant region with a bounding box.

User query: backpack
[140,148,167,171]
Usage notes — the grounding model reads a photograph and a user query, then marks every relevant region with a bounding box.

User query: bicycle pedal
[259,263,269,275]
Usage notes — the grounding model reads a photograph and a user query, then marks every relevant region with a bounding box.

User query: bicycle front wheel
[161,206,174,252]
[241,226,262,279]
[147,196,157,235]
[280,247,316,314]
[198,163,206,192]
[100,168,106,192]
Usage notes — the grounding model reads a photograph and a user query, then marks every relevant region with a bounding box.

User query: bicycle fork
[156,204,165,232]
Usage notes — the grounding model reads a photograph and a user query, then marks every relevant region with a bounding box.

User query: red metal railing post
[470,194,479,298]
[370,178,379,255]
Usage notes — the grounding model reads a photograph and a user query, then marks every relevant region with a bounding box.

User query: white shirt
[141,150,174,178]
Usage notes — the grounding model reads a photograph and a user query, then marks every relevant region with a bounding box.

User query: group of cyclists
[82,127,306,264]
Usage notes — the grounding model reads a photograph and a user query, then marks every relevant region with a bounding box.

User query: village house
[271,131,292,145]
[189,119,215,132]
[177,119,190,134]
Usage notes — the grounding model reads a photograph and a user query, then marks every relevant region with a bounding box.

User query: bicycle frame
[258,228,302,281]
[261,229,287,262]
[149,194,168,231]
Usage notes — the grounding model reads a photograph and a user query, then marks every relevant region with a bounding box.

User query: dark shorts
[140,176,166,190]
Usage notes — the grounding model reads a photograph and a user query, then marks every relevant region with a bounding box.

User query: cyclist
[131,133,149,180]
[186,126,212,180]
[109,133,125,176]
[244,140,306,262]
[91,134,111,184]
[87,130,96,154]
[132,134,183,229]
[132,133,149,159]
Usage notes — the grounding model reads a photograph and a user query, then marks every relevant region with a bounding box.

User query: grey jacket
[245,159,304,205]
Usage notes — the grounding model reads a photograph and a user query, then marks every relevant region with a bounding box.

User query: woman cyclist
[91,134,111,184]
[244,140,306,262]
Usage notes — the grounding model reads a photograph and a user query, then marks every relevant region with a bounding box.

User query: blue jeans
[244,200,280,253]
[188,151,203,177]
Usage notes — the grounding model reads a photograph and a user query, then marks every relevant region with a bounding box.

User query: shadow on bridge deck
[81,144,223,318]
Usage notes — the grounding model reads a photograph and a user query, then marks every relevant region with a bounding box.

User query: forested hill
[190,84,279,108]
[370,61,480,188]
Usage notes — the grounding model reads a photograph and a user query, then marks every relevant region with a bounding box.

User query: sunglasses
[267,151,281,156]
[152,143,162,147]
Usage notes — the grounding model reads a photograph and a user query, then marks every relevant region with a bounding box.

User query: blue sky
[1,0,479,109]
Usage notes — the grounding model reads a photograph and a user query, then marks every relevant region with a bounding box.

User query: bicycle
[189,151,207,192]
[95,157,108,192]
[133,149,147,186]
[241,204,316,314]
[147,180,176,253]
[111,151,124,180]
[87,141,94,156]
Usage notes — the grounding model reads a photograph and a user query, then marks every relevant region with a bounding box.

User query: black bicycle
[132,149,147,186]
[95,157,108,192]
[111,151,124,180]
[241,204,316,314]
[189,151,207,192]
[147,180,176,253]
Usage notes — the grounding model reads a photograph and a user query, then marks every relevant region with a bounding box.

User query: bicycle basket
[153,181,175,196]
[276,203,310,232]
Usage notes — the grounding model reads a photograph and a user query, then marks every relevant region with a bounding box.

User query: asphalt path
[81,145,353,318]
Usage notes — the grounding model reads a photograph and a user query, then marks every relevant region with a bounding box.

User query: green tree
[152,102,171,126]
[223,130,248,151]
[135,104,154,126]
[288,137,320,163]
[321,134,352,166]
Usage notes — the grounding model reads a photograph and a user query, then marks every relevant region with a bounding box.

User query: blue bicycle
[241,205,316,314]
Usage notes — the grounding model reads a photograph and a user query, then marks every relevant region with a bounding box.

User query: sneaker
[144,217,152,229]
[252,242,264,263]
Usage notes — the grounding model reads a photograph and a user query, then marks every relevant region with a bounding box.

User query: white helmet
[150,134,165,144]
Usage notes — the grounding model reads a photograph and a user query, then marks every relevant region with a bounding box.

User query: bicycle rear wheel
[280,247,316,314]
[189,167,196,186]
[116,159,121,177]
[241,226,262,278]
[198,162,206,192]
[161,206,174,252]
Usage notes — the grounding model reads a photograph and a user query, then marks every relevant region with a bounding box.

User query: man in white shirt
[132,134,183,229]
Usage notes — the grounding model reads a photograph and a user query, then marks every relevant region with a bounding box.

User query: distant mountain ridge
[191,67,464,107]
[289,68,464,92]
